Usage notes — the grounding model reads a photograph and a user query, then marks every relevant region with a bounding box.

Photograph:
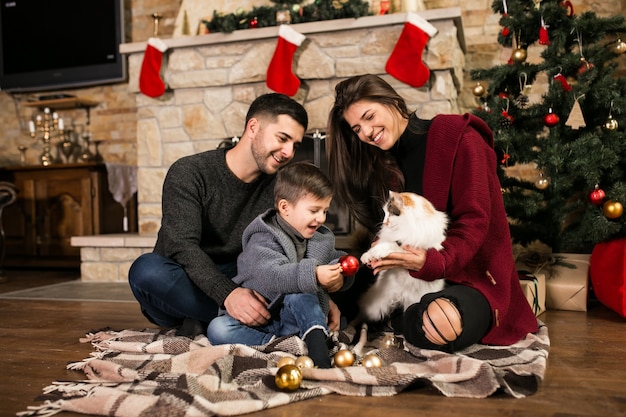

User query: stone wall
[122,10,465,235]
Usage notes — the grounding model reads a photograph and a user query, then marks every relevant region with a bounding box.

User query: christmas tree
[470,0,626,253]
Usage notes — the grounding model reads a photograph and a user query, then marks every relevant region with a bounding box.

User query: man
[128,93,309,337]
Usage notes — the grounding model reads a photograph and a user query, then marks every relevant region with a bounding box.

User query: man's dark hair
[245,93,308,132]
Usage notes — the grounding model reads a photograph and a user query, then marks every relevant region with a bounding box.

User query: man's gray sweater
[153,148,276,306]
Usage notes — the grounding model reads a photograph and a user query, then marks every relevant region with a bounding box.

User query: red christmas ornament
[544,108,560,127]
[249,16,258,28]
[589,186,606,206]
[577,58,594,75]
[502,27,510,36]
[502,110,514,123]
[539,17,550,45]
[339,255,360,277]
[553,73,572,91]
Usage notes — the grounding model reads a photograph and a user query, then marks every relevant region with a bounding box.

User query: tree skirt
[19,322,549,417]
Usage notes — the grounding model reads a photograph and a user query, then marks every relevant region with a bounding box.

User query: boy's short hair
[275,161,333,206]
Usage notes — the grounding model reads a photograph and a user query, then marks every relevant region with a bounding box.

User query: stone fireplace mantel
[72,8,467,282]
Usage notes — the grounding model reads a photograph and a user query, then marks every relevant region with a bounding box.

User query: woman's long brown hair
[326,74,410,234]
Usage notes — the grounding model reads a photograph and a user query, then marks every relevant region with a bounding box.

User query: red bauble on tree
[543,108,560,127]
[589,185,606,206]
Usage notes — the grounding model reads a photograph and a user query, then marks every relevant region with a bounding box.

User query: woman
[326,74,538,352]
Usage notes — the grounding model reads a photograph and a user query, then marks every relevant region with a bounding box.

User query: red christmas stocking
[266,25,306,96]
[140,37,168,98]
[385,13,438,87]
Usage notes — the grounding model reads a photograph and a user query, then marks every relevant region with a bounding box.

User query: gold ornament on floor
[295,355,315,369]
[276,356,296,368]
[603,200,623,219]
[380,333,402,349]
[333,349,355,367]
[362,354,384,368]
[275,364,302,392]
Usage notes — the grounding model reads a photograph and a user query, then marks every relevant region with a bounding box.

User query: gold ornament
[295,355,315,369]
[511,47,527,63]
[612,38,626,55]
[602,116,619,132]
[380,333,402,349]
[362,354,384,368]
[333,349,355,367]
[472,82,485,97]
[275,364,302,392]
[276,356,296,368]
[535,174,550,190]
[603,200,624,219]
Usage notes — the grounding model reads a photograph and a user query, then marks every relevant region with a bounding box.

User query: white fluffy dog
[358,191,448,322]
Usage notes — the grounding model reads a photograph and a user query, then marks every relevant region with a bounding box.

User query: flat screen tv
[0,0,126,93]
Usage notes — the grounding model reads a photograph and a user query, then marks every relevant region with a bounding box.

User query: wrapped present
[543,253,590,312]
[590,238,626,318]
[518,270,546,316]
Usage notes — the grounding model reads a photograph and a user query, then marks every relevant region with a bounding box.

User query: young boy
[207,161,353,368]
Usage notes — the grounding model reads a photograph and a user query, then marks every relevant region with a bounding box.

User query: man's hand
[224,287,271,326]
[316,264,344,293]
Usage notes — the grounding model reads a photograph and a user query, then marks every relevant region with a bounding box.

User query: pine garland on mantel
[203,0,372,33]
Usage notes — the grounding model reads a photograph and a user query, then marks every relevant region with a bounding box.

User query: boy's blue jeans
[207,293,329,345]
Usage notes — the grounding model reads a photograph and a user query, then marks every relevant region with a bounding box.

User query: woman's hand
[224,287,271,327]
[367,246,427,275]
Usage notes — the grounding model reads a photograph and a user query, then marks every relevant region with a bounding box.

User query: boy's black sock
[304,328,332,368]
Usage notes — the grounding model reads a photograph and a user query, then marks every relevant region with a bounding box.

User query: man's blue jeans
[128,252,234,327]
[207,293,329,345]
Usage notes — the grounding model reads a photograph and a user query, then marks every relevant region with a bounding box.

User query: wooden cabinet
[0,163,136,268]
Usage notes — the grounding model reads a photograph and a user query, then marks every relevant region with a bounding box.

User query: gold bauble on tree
[275,364,302,392]
[472,82,485,97]
[603,200,624,219]
[511,47,528,63]
[612,38,626,55]
[602,115,619,132]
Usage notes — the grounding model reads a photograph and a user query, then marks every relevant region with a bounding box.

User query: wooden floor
[1,268,626,417]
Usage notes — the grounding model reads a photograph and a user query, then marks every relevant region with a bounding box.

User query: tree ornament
[275,364,302,391]
[565,95,586,130]
[612,38,626,55]
[333,349,355,367]
[515,73,530,108]
[249,16,258,28]
[588,185,606,206]
[577,57,593,75]
[276,356,296,368]
[361,354,384,368]
[602,115,619,132]
[535,172,550,190]
[559,0,574,17]
[472,82,486,97]
[603,200,624,219]
[539,16,550,45]
[511,47,527,63]
[295,355,315,369]
[543,108,560,127]
[553,72,572,91]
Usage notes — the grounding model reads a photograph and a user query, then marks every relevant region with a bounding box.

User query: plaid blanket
[19,322,549,417]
